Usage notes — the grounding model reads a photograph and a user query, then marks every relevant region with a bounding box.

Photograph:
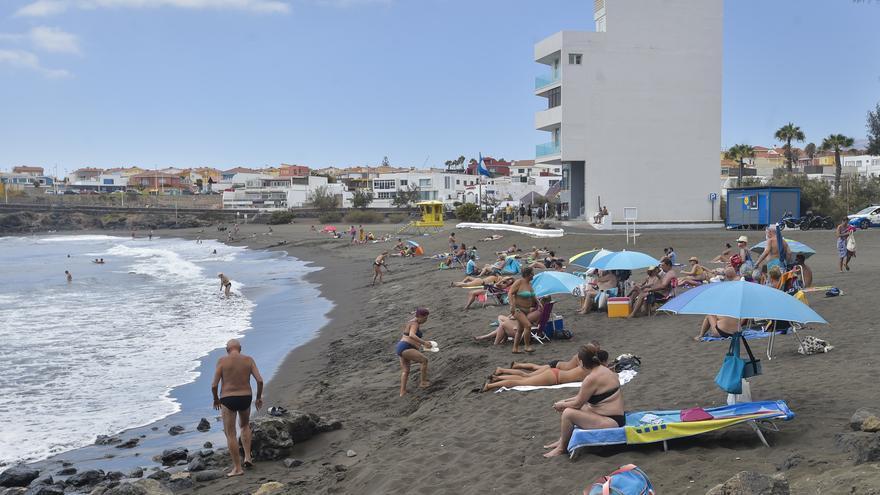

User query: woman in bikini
[507,267,538,353]
[542,343,625,458]
[711,243,733,263]
[481,349,601,392]
[694,315,740,341]
[395,308,432,397]
[679,257,710,286]
[372,252,390,286]
[473,296,548,346]
[495,346,607,377]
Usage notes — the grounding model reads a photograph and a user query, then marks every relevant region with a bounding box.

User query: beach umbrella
[750,239,815,259]
[588,250,660,271]
[406,240,420,247]
[532,271,584,297]
[658,280,826,324]
[569,249,612,269]
[321,225,337,232]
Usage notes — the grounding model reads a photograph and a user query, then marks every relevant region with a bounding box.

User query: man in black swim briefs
[211,339,264,477]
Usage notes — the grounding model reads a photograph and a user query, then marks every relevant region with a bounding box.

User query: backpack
[586,464,655,495]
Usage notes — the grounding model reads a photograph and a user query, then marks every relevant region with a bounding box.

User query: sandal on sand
[524,347,535,353]
[243,460,254,468]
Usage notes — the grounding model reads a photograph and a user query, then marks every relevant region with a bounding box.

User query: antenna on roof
[422,156,430,169]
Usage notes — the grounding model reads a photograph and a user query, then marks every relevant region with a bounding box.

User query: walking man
[211,339,264,477]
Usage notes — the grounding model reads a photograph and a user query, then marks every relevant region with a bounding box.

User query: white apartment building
[221,175,328,210]
[368,171,470,208]
[533,0,722,223]
[842,155,880,178]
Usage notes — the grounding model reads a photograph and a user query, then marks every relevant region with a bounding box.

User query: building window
[444,176,451,189]
[518,169,525,174]
[547,87,561,109]
[399,180,407,186]
[456,179,460,185]
[377,192,397,199]
[568,53,582,65]
[373,180,395,189]
[419,178,431,187]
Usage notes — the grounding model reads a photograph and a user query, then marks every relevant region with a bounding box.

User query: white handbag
[846,233,856,252]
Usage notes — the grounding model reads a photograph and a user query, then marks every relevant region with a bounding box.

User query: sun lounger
[493,370,637,393]
[567,400,795,457]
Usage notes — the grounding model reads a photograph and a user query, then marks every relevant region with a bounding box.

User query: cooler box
[544,315,564,337]
[607,297,630,318]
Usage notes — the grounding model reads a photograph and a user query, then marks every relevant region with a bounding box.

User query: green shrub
[455,203,481,222]
[344,210,384,224]
[318,211,343,224]
[385,213,408,224]
[267,210,296,225]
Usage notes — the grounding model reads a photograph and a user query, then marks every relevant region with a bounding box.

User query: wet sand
[161,222,878,494]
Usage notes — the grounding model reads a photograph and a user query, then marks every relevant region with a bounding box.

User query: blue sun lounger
[567,400,795,458]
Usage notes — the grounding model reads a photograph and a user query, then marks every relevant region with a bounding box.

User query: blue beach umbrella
[589,250,660,271]
[406,240,420,247]
[750,239,815,259]
[658,280,827,324]
[532,271,585,297]
[569,249,613,269]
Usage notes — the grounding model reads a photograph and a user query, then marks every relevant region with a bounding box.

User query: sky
[0,0,878,174]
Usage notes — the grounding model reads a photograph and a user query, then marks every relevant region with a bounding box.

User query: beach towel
[701,329,784,342]
[493,369,637,393]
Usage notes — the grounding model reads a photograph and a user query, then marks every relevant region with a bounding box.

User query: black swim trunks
[219,395,252,411]
[547,359,560,368]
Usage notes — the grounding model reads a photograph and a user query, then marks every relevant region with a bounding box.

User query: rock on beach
[0,466,40,488]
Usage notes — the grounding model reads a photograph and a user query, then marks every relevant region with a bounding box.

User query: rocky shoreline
[0,411,341,495]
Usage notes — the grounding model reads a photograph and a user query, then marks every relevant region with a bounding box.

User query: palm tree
[821,134,855,195]
[724,144,755,187]
[774,122,806,172]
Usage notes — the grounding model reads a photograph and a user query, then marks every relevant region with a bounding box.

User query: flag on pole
[477,153,493,178]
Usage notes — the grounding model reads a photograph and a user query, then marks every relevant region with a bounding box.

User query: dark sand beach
[141,221,879,495]
[16,222,876,494]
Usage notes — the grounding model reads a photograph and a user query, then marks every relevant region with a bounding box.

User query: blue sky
[0,0,878,173]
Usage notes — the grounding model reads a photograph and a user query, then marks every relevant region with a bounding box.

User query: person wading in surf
[211,339,264,477]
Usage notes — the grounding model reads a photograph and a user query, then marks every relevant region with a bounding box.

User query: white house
[533,0,722,222]
[842,155,880,178]
[221,175,329,210]
[368,171,468,208]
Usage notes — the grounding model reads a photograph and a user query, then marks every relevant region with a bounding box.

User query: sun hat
[736,235,748,243]
[688,256,698,262]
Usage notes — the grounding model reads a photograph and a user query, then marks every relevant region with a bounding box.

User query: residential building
[368,171,467,208]
[278,164,310,177]
[68,171,128,192]
[842,155,880,178]
[534,0,722,222]
[221,175,329,209]
[12,166,44,176]
[221,167,259,181]
[129,172,189,193]
[68,168,104,183]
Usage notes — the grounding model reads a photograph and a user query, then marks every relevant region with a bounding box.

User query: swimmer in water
[65,270,72,283]
[219,273,232,297]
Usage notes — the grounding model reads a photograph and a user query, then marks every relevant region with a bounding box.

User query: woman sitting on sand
[395,308,433,397]
[473,297,549,346]
[542,343,625,458]
[507,267,538,354]
[478,255,507,277]
[711,243,733,263]
[462,277,515,310]
[679,257,710,286]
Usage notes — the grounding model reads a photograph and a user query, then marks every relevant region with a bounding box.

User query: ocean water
[0,235,329,466]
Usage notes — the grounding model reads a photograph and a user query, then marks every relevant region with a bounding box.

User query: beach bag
[585,464,655,495]
[847,233,856,252]
[798,336,833,355]
[825,287,841,298]
[715,334,745,394]
[740,335,762,379]
[596,291,609,310]
[681,407,713,422]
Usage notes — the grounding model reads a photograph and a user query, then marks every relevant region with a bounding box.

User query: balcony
[535,73,560,90]
[536,141,561,158]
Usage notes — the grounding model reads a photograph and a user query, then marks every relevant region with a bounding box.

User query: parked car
[848,205,880,230]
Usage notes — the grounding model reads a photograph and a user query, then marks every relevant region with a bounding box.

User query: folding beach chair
[648,278,678,316]
[482,284,509,307]
[530,300,555,345]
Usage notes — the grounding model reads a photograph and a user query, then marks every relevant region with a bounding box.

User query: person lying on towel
[491,344,607,377]
[542,343,626,458]
[480,344,608,393]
